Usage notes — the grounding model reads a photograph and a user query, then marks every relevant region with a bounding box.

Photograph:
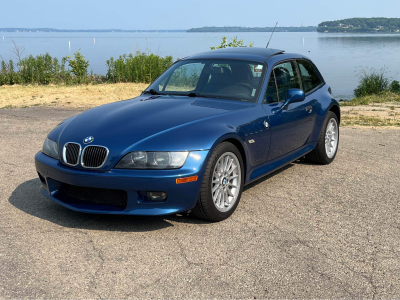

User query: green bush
[18,53,69,84]
[354,67,390,97]
[106,51,173,83]
[66,51,90,84]
[390,80,400,94]
[0,50,173,86]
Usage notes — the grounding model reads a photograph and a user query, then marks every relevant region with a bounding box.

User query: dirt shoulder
[341,102,400,127]
[0,83,148,109]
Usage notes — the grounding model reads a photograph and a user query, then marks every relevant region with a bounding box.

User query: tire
[306,111,339,165]
[191,142,244,222]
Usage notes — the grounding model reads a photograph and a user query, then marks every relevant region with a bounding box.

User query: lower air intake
[59,183,128,209]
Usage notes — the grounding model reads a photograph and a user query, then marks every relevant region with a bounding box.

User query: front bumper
[35,150,209,215]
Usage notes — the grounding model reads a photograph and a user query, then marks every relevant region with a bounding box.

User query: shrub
[66,51,90,84]
[18,53,68,84]
[1,53,72,85]
[390,80,400,94]
[354,67,390,98]
[0,47,173,86]
[106,52,173,84]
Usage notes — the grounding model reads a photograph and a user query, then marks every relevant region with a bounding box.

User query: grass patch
[0,83,148,109]
[342,115,400,127]
[340,92,400,106]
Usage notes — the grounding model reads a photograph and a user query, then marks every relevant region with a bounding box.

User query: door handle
[306,106,312,113]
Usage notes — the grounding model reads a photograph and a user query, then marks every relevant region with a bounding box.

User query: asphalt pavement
[1,107,400,299]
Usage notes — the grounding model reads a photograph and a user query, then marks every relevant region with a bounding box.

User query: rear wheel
[191,142,244,222]
[306,111,339,164]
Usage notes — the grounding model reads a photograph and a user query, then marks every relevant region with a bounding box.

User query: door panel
[238,117,271,168]
[263,99,317,161]
[262,60,317,161]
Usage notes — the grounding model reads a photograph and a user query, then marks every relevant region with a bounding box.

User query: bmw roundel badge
[84,136,94,144]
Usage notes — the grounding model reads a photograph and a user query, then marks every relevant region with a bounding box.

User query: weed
[354,67,390,97]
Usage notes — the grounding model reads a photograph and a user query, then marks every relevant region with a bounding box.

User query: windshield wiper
[187,92,219,99]
[142,89,163,95]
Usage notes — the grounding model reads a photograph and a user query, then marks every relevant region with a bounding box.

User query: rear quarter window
[297,60,323,93]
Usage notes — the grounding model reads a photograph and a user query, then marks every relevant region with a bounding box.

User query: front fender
[127,106,270,174]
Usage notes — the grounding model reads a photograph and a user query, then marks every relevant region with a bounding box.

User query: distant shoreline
[0,27,318,33]
[187,26,317,33]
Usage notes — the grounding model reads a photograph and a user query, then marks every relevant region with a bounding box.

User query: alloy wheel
[325,118,339,158]
[211,152,241,212]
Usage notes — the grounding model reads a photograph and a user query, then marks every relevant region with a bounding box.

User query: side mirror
[281,89,305,109]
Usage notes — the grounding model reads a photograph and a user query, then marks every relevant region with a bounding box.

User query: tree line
[317,18,400,33]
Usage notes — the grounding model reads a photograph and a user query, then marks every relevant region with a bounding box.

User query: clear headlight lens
[42,137,59,159]
[116,151,189,169]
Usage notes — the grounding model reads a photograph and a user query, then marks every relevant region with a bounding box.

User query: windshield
[146,59,266,102]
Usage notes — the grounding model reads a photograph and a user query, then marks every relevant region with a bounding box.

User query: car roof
[182,47,285,63]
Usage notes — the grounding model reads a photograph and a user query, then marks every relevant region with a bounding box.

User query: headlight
[42,137,59,159]
[115,151,189,169]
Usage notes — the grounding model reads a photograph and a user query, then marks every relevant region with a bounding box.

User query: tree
[210,36,253,50]
[66,51,89,83]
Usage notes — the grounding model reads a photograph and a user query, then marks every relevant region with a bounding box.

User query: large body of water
[1,32,399,99]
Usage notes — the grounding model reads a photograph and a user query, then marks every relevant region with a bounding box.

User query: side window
[263,71,278,104]
[297,60,323,93]
[273,61,301,101]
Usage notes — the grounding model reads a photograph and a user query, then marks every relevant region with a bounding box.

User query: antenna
[266,22,278,48]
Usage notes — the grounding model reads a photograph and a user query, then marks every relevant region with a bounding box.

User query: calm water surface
[1,32,400,99]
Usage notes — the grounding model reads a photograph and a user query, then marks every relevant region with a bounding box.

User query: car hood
[56,95,251,158]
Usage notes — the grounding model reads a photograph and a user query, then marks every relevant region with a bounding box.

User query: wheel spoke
[212,183,220,193]
[224,191,229,205]
[228,164,237,175]
[228,174,238,180]
[219,161,224,174]
[214,188,221,200]
[223,156,229,172]
[215,190,221,204]
[226,159,233,174]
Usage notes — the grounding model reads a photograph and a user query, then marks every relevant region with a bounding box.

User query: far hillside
[317,18,400,33]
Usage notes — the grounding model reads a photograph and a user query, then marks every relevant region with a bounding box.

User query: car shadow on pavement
[243,163,294,191]
[9,178,208,232]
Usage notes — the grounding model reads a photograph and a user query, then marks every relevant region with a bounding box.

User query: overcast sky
[1,0,399,30]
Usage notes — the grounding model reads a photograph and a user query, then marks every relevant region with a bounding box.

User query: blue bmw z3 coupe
[35,47,340,222]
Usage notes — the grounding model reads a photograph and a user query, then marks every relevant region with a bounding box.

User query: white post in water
[69,40,71,51]
[303,37,305,45]
[94,38,95,44]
